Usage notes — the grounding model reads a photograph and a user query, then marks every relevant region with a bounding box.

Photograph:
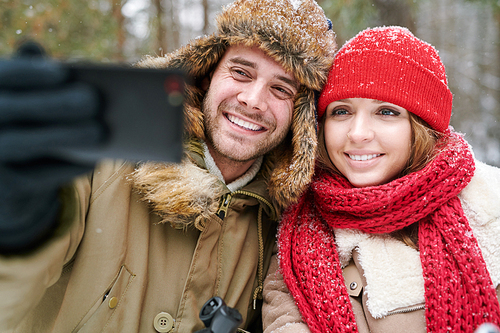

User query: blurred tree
[417,0,500,166]
[163,0,180,53]
[464,0,500,141]
[318,0,377,46]
[466,0,500,18]
[202,0,210,35]
[153,0,167,54]
[112,0,126,61]
[0,0,125,61]
[371,0,416,32]
[318,0,417,46]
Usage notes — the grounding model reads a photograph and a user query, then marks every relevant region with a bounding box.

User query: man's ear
[200,72,213,92]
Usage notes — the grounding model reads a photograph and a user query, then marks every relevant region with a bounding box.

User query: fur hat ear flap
[268,88,318,208]
[136,36,228,140]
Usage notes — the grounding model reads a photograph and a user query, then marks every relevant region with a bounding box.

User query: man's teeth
[227,114,262,131]
[348,154,381,161]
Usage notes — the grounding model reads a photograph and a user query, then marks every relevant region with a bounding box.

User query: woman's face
[323,98,412,187]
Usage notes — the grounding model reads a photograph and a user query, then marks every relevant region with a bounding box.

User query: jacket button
[108,297,118,309]
[154,312,174,332]
[349,282,358,290]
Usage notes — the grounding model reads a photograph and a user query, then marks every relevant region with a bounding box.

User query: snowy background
[1,0,499,166]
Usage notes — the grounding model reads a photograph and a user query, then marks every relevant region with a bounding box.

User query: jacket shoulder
[460,160,500,287]
[460,160,500,225]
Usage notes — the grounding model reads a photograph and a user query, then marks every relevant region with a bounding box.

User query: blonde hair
[317,111,444,249]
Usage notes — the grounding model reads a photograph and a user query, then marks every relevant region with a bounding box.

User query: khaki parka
[263,161,500,333]
[0,147,278,333]
[0,1,337,331]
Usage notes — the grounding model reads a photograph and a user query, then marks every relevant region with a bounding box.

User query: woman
[262,26,500,333]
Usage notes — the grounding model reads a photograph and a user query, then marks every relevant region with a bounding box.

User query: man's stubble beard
[202,93,290,163]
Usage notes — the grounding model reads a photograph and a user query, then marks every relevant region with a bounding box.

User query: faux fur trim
[458,160,500,286]
[131,158,224,231]
[135,0,336,209]
[335,229,424,319]
[267,88,318,207]
[334,161,500,318]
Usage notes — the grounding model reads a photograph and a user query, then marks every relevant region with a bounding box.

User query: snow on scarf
[278,131,500,332]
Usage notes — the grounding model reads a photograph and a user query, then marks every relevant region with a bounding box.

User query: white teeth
[227,114,262,131]
[348,154,381,161]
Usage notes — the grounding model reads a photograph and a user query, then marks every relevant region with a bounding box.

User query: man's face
[203,45,298,164]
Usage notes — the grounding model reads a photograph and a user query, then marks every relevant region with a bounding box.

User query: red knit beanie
[317,26,453,132]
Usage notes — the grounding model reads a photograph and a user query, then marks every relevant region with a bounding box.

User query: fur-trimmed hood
[135,0,336,211]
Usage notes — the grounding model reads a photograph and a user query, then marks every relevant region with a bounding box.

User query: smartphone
[57,62,187,164]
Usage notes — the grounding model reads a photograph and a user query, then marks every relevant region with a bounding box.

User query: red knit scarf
[278,132,500,332]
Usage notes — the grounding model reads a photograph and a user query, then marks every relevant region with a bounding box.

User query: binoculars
[196,296,243,333]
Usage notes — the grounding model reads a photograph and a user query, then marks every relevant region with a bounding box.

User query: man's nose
[237,82,268,112]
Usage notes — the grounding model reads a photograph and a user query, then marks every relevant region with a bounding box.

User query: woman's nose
[347,114,375,142]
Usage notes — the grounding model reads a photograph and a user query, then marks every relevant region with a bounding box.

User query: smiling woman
[263,26,500,333]
[322,98,412,187]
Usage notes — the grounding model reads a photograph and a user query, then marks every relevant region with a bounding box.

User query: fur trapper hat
[138,0,336,209]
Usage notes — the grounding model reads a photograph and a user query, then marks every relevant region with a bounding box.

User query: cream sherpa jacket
[263,161,500,333]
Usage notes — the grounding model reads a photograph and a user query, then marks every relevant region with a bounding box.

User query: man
[0,0,336,331]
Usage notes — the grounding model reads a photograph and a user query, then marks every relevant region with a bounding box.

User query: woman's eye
[379,108,399,116]
[332,108,349,116]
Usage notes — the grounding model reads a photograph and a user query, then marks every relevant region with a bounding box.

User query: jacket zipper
[387,303,425,316]
[216,190,276,220]
[215,190,276,311]
[216,193,232,220]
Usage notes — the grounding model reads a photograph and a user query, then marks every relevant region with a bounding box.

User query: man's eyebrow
[276,75,299,90]
[228,57,256,68]
[229,57,299,90]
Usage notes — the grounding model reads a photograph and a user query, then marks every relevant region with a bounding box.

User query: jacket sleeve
[0,174,90,332]
[262,245,310,333]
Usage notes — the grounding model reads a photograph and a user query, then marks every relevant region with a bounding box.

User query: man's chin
[210,141,265,163]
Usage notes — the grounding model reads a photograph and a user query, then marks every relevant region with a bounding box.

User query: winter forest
[1,0,499,166]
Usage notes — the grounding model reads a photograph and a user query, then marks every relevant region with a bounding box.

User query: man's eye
[272,86,294,99]
[233,69,250,78]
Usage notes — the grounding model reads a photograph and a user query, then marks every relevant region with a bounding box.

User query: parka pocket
[73,265,135,333]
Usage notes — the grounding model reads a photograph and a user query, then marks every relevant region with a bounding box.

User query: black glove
[0,41,106,254]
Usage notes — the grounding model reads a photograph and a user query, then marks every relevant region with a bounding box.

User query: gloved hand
[0,41,106,254]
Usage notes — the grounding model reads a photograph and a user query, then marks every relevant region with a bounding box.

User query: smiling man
[0,0,335,332]
[203,45,298,183]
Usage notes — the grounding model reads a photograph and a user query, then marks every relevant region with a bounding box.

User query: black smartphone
[57,62,187,164]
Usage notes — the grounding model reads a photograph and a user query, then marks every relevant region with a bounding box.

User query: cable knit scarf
[278,132,500,332]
